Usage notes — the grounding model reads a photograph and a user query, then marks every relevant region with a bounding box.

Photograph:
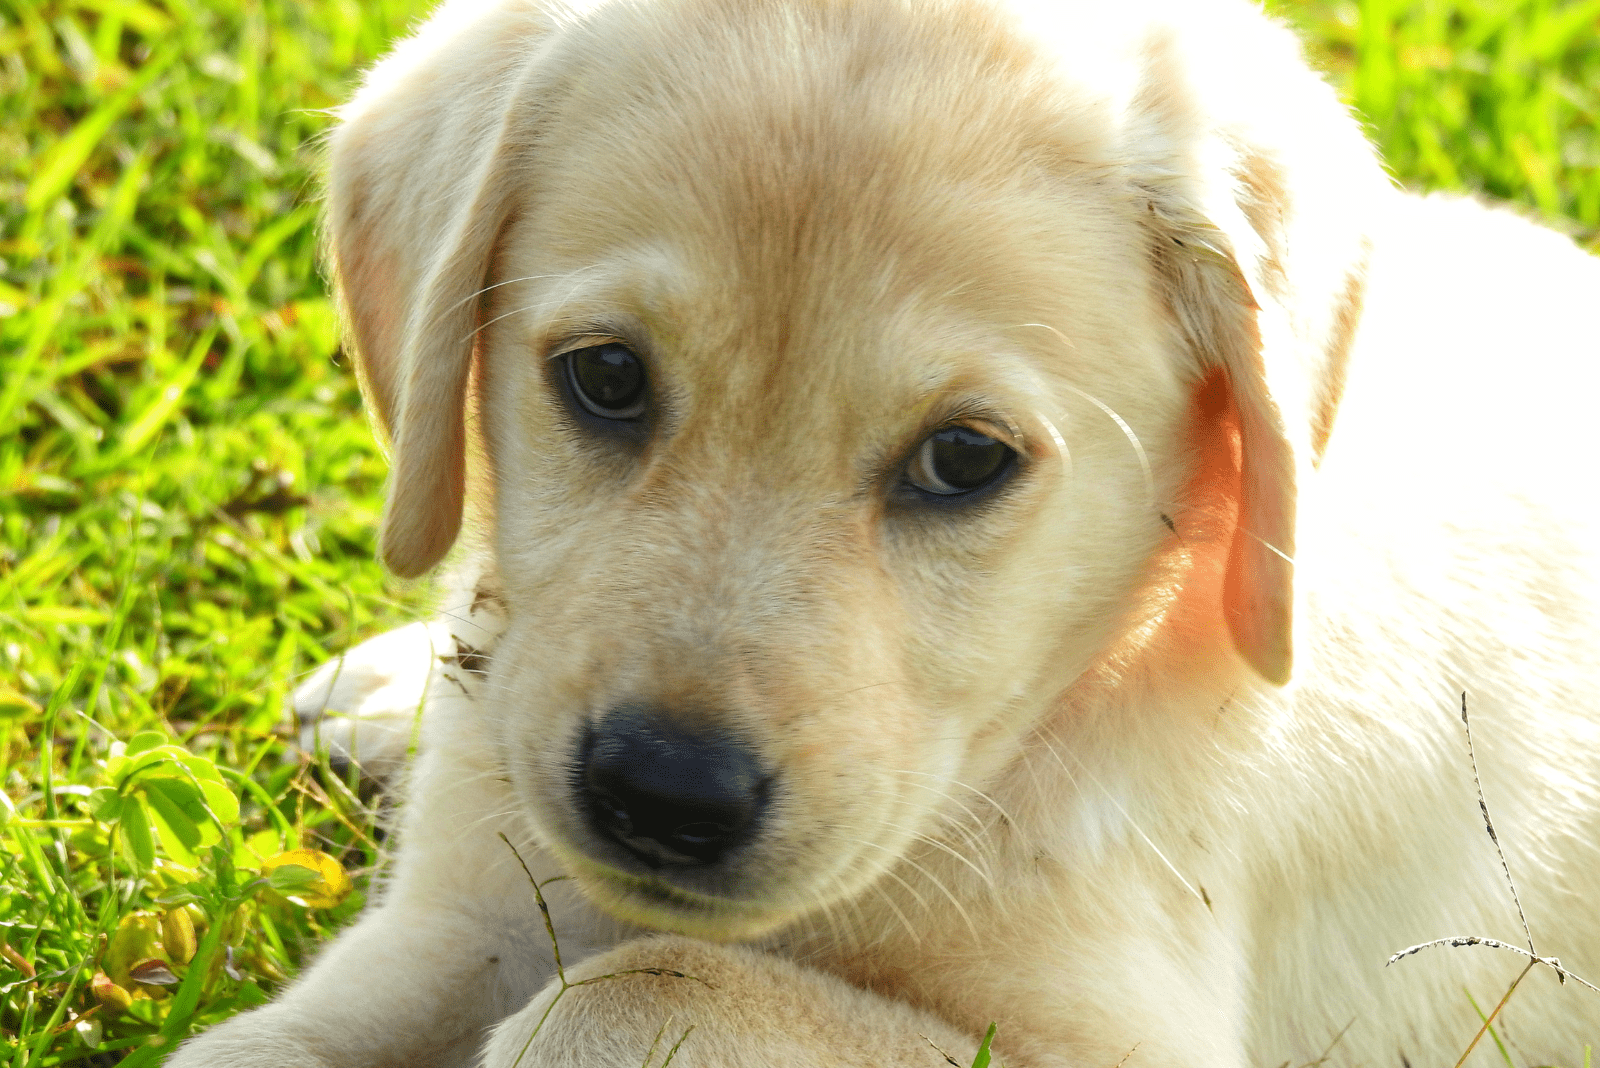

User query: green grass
[1,0,1596,1063]
[1,0,438,1060]
[1271,0,1600,236]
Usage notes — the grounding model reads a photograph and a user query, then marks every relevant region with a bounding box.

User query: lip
[560,850,797,941]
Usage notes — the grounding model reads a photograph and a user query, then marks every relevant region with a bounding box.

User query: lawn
[2,0,1597,1063]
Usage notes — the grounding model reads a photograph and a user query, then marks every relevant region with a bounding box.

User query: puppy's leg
[482,935,979,1068]
[170,693,627,1067]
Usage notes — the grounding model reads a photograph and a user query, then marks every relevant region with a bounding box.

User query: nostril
[578,708,767,868]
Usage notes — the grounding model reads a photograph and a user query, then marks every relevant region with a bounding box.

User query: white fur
[171,0,1600,1065]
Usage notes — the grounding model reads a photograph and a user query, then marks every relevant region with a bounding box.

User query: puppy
[172,0,1600,1064]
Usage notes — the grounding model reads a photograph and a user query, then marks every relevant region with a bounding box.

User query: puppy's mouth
[560,852,793,940]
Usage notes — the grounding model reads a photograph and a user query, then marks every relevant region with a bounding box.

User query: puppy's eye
[564,344,647,420]
[905,426,1016,497]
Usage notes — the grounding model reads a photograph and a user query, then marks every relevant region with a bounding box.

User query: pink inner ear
[1223,389,1296,686]
[1090,373,1250,682]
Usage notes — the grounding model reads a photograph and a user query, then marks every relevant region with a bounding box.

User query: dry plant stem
[498,834,710,1068]
[1458,693,1536,955]
[921,1034,963,1067]
[1383,694,1598,993]
[289,770,382,855]
[1451,960,1536,1068]
[1387,937,1600,993]
[1305,1019,1353,1068]
[1384,693,1600,1067]
[1267,1019,1351,1068]
[499,833,569,983]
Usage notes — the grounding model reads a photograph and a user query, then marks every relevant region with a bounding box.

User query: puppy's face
[471,0,1202,939]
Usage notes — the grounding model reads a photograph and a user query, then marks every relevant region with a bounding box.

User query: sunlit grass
[2,0,1596,1062]
[2,0,437,1060]
[1271,0,1600,240]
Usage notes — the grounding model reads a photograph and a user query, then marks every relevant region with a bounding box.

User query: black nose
[578,708,768,868]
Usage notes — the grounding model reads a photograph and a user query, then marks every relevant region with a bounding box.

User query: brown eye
[565,344,647,419]
[906,426,1015,496]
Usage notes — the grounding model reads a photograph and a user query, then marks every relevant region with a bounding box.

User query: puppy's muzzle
[577,706,769,870]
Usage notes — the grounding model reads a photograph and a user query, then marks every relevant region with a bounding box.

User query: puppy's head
[328,0,1384,937]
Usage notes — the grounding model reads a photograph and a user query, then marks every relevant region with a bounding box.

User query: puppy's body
[174,0,1600,1064]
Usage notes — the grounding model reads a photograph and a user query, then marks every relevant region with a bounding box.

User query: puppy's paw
[171,1003,490,1068]
[165,1008,333,1068]
[293,619,451,783]
[483,935,974,1068]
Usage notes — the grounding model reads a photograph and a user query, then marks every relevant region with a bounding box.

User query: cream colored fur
[171,0,1600,1064]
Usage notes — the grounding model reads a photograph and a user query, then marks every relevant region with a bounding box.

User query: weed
[1385,696,1599,1067]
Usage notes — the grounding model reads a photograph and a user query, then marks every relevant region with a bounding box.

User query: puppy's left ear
[1121,8,1387,685]
[326,0,557,578]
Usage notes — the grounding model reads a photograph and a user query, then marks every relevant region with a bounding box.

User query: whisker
[817,861,922,949]
[830,680,902,700]
[439,272,576,322]
[1015,320,1076,352]
[849,838,982,943]
[894,769,1020,829]
[1013,321,1153,501]
[890,774,992,836]
[1032,724,1207,909]
[816,868,873,945]
[857,847,934,917]
[1059,383,1154,507]
[1038,410,1073,481]
[456,263,609,346]
[460,301,543,346]
[911,831,994,887]
[876,790,997,886]
[1241,527,1295,566]
[865,879,923,947]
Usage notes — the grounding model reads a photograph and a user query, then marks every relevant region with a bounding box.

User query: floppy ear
[1121,9,1386,685]
[325,0,555,577]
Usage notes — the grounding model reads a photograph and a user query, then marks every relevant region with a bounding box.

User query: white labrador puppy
[172,0,1600,1064]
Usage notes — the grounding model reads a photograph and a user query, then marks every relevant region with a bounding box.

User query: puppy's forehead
[516,0,1137,438]
[542,3,1122,277]
[538,0,1112,189]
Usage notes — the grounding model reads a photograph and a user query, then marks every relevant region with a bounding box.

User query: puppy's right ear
[326,0,554,577]
[1117,8,1385,685]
